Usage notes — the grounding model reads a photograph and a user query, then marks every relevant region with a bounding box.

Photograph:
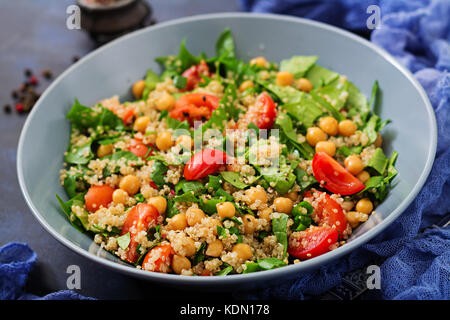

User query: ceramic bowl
[17,13,437,288]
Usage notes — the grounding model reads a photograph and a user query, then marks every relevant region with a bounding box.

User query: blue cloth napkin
[0,242,93,300]
[239,0,450,299]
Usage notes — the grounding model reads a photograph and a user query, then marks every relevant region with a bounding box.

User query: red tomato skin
[84,185,115,212]
[142,243,174,273]
[181,61,210,91]
[127,138,152,159]
[306,190,348,236]
[237,92,277,129]
[120,203,160,263]
[312,152,365,195]
[288,226,338,260]
[184,149,228,180]
[169,93,220,126]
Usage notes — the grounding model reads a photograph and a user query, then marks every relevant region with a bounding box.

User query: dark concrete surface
[0,0,241,300]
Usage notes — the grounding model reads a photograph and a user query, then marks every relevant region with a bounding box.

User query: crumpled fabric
[238,0,450,300]
[0,242,93,300]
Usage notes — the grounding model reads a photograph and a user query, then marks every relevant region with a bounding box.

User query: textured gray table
[0,0,241,300]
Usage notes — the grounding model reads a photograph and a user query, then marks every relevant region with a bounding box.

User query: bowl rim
[17,12,437,286]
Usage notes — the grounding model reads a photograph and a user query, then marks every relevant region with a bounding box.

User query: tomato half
[84,185,115,212]
[184,149,228,180]
[237,92,277,129]
[106,104,135,125]
[288,226,338,260]
[312,152,365,195]
[127,138,152,159]
[305,190,348,235]
[181,61,211,91]
[169,93,220,126]
[142,243,174,273]
[120,203,160,263]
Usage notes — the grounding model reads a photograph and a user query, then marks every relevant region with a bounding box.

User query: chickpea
[338,120,357,137]
[276,71,294,86]
[186,207,205,226]
[296,78,313,92]
[258,207,273,221]
[286,191,298,202]
[239,80,254,92]
[167,213,188,231]
[97,144,113,158]
[132,80,146,99]
[315,140,336,156]
[175,135,193,149]
[155,91,176,111]
[318,116,338,136]
[242,214,257,234]
[156,131,173,151]
[119,175,140,195]
[245,187,268,206]
[273,197,293,214]
[250,56,268,68]
[172,255,191,275]
[216,202,235,219]
[374,133,383,148]
[133,116,150,133]
[232,243,253,261]
[341,200,354,211]
[356,198,373,214]
[357,170,370,183]
[346,211,369,228]
[112,189,128,205]
[306,127,327,147]
[148,196,167,215]
[206,240,223,257]
[181,237,196,257]
[344,154,364,175]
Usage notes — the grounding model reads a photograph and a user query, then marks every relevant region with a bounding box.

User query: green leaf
[336,145,363,157]
[193,242,207,265]
[215,28,235,60]
[280,56,318,78]
[220,171,248,189]
[243,262,260,274]
[314,77,349,112]
[199,197,225,214]
[346,81,369,121]
[282,93,324,128]
[166,116,190,132]
[150,160,168,188]
[216,225,228,238]
[257,257,287,270]
[173,75,187,90]
[63,176,77,199]
[55,194,87,233]
[64,139,94,165]
[275,113,314,160]
[117,232,131,250]
[216,265,233,276]
[294,167,317,191]
[175,180,205,195]
[304,64,339,89]
[207,175,222,191]
[366,148,389,175]
[363,114,380,145]
[272,213,289,257]
[257,156,297,195]
[310,91,345,122]
[166,197,179,218]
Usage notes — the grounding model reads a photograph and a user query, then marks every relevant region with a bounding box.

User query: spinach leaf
[166,116,190,132]
[304,64,339,89]
[257,257,287,270]
[175,180,205,195]
[243,262,260,274]
[207,175,222,191]
[314,77,349,112]
[291,201,313,231]
[117,232,131,250]
[336,145,363,157]
[63,176,77,199]
[142,69,161,100]
[174,191,199,203]
[275,113,314,160]
[65,139,94,165]
[282,93,324,128]
[294,167,317,191]
[272,213,289,257]
[216,265,233,276]
[220,171,248,189]
[257,156,296,195]
[346,81,370,121]
[215,28,235,60]
[150,160,168,188]
[55,193,88,232]
[279,56,318,78]
[366,148,389,175]
[199,197,225,214]
[165,197,179,218]
[310,91,345,121]
[193,242,207,265]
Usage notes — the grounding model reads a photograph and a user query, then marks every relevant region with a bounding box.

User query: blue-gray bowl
[17,13,437,288]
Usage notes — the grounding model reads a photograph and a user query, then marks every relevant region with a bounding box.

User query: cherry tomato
[184,149,228,180]
[237,92,277,129]
[169,93,220,126]
[181,61,211,91]
[106,104,135,125]
[305,190,348,236]
[120,203,160,263]
[84,185,115,212]
[141,243,174,273]
[312,152,365,195]
[127,138,152,159]
[288,226,338,260]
